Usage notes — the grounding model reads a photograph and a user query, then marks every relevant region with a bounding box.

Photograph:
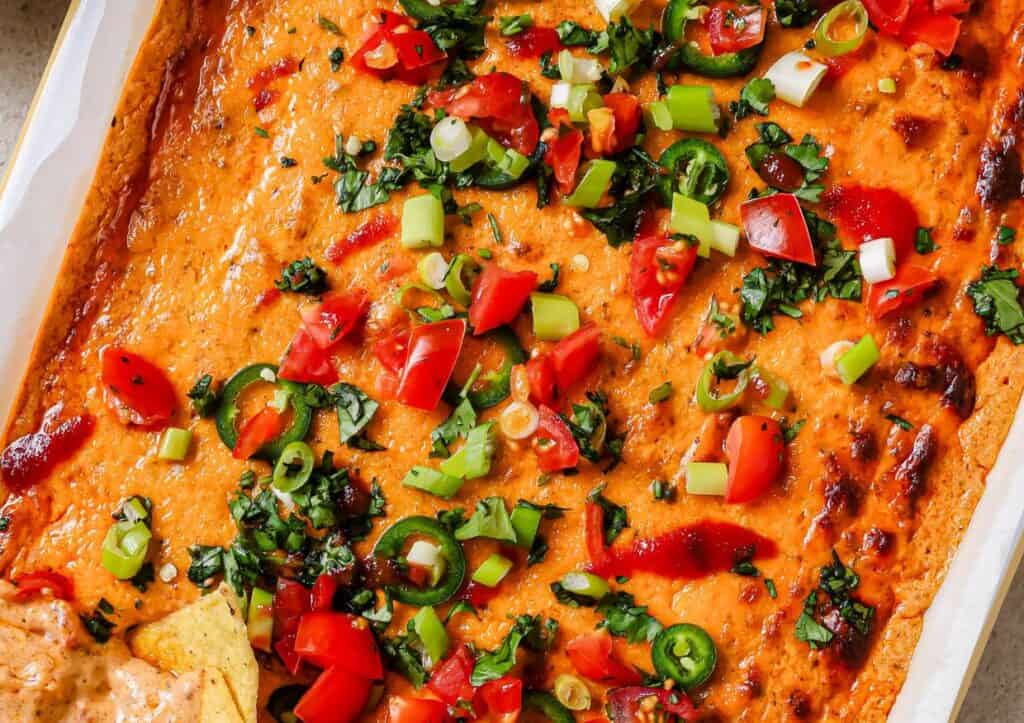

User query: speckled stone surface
[0,1,1021,721]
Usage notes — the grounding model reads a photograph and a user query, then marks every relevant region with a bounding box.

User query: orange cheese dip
[2,0,1024,720]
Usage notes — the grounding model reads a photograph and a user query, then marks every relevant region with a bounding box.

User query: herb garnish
[967,266,1024,344]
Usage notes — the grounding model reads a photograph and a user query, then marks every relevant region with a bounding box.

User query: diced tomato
[476,676,524,718]
[430,72,539,155]
[526,354,558,407]
[255,287,282,308]
[462,579,502,608]
[1,413,94,491]
[900,0,961,55]
[351,12,446,85]
[374,326,411,375]
[100,347,177,429]
[607,686,698,722]
[279,328,339,385]
[505,26,564,58]
[822,52,864,83]
[396,319,466,410]
[10,571,75,602]
[326,213,397,263]
[630,234,699,336]
[311,575,338,611]
[584,501,614,573]
[233,407,286,460]
[299,290,369,350]
[724,415,784,504]
[550,324,602,393]
[740,194,817,266]
[386,696,448,723]
[273,578,311,674]
[533,405,580,472]
[468,263,538,335]
[588,107,617,156]
[544,109,584,195]
[932,0,969,12]
[823,184,920,262]
[248,57,300,94]
[863,0,912,35]
[867,264,941,318]
[706,2,766,55]
[294,611,383,679]
[428,645,476,706]
[294,665,372,723]
[601,93,642,155]
[566,631,642,686]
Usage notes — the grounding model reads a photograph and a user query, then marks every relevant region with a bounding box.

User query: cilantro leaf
[967,266,1024,344]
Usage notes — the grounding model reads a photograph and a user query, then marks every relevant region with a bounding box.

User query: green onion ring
[445,254,481,306]
[696,351,752,412]
[813,0,869,57]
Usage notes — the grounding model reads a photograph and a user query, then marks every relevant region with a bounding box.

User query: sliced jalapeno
[215,364,313,461]
[662,0,764,78]
[372,516,467,606]
[657,139,730,207]
[272,441,315,492]
[522,691,575,723]
[443,326,528,409]
[696,351,752,412]
[652,623,717,689]
[445,254,482,306]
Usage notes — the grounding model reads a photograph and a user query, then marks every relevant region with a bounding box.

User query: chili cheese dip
[2,0,1023,720]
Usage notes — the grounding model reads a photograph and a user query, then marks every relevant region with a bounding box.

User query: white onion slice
[763,51,827,108]
[558,50,604,83]
[859,237,896,283]
[500,400,540,440]
[430,117,473,162]
[550,81,573,110]
[407,540,443,568]
[820,340,855,377]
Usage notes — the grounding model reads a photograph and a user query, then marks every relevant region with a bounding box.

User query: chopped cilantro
[317,15,342,35]
[329,47,344,72]
[915,227,937,254]
[275,257,328,295]
[730,77,775,120]
[254,127,269,138]
[471,615,558,685]
[187,374,219,417]
[884,413,914,431]
[332,383,383,450]
[967,266,1024,344]
[499,14,533,36]
[587,484,629,545]
[775,0,819,27]
[537,263,561,292]
[648,382,673,404]
[997,225,1017,246]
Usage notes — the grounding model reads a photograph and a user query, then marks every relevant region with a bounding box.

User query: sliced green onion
[752,367,790,410]
[402,466,465,499]
[710,220,741,257]
[510,501,543,549]
[696,351,751,411]
[554,674,592,711]
[500,400,540,440]
[419,252,450,290]
[667,85,719,134]
[412,606,449,667]
[686,462,728,496]
[643,100,674,131]
[531,292,580,341]
[450,126,491,173]
[551,83,604,123]
[455,497,516,542]
[430,116,473,163]
[813,0,869,57]
[486,138,507,166]
[595,0,641,22]
[878,77,897,94]
[247,587,275,652]
[272,441,315,493]
[407,539,447,586]
[445,253,481,306]
[401,194,445,249]
[498,149,530,180]
[559,570,610,600]
[565,160,617,208]
[649,382,673,404]
[121,497,150,524]
[559,50,604,84]
[157,427,192,461]
[836,334,879,384]
[471,553,514,586]
[440,422,497,480]
[670,193,713,257]
[859,236,896,283]
[102,520,152,580]
[763,51,827,108]
[395,282,445,312]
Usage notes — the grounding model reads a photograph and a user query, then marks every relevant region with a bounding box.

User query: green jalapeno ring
[372,516,467,607]
[272,441,316,493]
[657,139,730,207]
[521,691,575,723]
[651,623,718,689]
[662,0,764,78]
[215,364,314,461]
[696,351,752,412]
[443,326,528,409]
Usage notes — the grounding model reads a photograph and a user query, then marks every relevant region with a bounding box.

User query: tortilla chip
[130,585,257,723]
[198,668,246,723]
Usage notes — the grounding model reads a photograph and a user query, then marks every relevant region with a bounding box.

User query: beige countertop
[0,2,1018,721]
